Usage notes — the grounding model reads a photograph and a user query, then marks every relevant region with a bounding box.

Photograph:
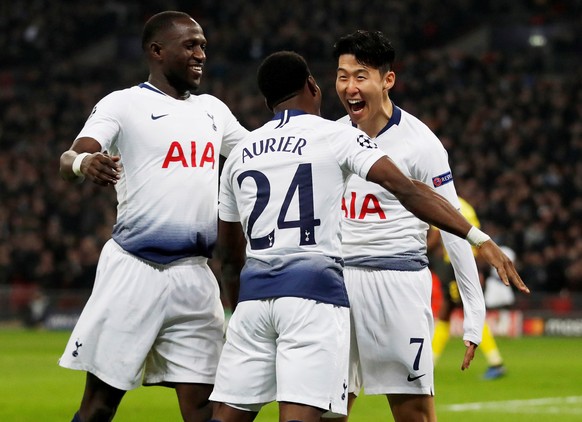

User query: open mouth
[348,99,365,113]
[189,64,203,76]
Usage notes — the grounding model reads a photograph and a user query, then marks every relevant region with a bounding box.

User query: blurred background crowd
[1,0,581,318]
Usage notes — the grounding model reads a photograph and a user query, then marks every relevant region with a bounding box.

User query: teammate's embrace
[208,50,525,422]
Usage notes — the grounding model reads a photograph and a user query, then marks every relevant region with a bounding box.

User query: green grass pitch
[1,329,581,421]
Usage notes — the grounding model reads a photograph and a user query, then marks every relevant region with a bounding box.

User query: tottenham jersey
[219,110,386,306]
[340,105,460,270]
[76,82,248,264]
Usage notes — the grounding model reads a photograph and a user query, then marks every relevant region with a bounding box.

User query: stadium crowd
[1,0,581,312]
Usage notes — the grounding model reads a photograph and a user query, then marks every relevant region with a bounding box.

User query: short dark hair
[257,51,311,110]
[333,30,395,74]
[141,11,192,51]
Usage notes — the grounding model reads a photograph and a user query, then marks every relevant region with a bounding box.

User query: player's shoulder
[192,93,229,109]
[98,86,136,102]
[317,115,361,136]
[89,86,139,115]
[398,107,437,137]
[395,106,444,149]
[336,114,352,125]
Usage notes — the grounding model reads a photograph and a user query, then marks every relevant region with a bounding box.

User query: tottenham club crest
[357,134,377,149]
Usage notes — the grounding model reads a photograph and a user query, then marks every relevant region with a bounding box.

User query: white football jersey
[340,105,460,269]
[219,110,386,306]
[77,82,248,264]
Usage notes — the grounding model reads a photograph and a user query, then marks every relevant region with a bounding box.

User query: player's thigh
[145,258,225,385]
[210,300,278,407]
[60,240,170,390]
[275,297,350,416]
[346,309,362,394]
[345,267,434,395]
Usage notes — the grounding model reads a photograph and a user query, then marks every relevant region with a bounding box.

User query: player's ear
[307,75,319,97]
[264,98,273,112]
[149,41,163,58]
[383,70,395,91]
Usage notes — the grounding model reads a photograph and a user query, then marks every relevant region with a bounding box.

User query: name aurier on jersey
[241,136,307,163]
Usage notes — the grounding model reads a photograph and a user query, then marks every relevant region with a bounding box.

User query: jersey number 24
[237,163,321,250]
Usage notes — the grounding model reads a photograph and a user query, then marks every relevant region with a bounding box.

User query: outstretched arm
[60,137,121,186]
[366,156,529,294]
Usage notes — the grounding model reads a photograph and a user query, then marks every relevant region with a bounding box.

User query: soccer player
[430,197,513,380]
[58,11,248,422]
[332,30,529,421]
[208,50,526,422]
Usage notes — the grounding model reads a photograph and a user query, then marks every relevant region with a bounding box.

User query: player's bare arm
[216,219,246,311]
[60,136,121,186]
[366,156,473,238]
[478,240,529,294]
[367,156,529,295]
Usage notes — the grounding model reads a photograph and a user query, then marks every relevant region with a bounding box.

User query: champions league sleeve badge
[432,171,453,187]
[356,134,378,149]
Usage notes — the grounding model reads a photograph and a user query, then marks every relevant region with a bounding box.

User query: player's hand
[478,240,530,294]
[461,340,478,370]
[82,153,121,186]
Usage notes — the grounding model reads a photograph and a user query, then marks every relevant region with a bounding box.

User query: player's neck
[358,99,392,138]
[147,77,191,100]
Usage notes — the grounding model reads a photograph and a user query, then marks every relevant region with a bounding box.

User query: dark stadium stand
[0,0,580,328]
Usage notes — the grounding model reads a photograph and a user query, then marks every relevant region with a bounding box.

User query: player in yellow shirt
[429,197,507,380]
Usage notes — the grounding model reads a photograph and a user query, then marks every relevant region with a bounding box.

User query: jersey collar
[138,82,191,100]
[271,109,309,128]
[350,102,402,137]
[139,82,167,96]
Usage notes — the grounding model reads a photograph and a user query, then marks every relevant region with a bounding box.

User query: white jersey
[340,104,485,345]
[340,106,459,269]
[77,82,248,264]
[219,110,386,307]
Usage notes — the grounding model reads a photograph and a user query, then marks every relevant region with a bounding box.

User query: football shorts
[59,239,225,390]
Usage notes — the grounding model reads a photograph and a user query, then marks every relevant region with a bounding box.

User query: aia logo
[432,171,453,187]
[162,141,216,169]
[342,191,386,220]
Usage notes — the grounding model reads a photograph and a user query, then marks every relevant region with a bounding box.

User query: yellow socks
[480,322,503,367]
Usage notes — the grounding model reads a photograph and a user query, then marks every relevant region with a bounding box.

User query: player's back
[219,109,385,305]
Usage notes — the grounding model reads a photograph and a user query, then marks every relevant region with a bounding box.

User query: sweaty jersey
[219,110,386,307]
[77,82,248,264]
[340,105,459,270]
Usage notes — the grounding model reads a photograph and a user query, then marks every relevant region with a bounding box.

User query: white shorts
[210,297,350,416]
[345,266,434,396]
[59,239,225,391]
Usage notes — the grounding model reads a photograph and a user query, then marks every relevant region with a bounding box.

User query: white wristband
[72,152,91,177]
[466,226,491,248]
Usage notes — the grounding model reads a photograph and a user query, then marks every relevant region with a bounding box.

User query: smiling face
[149,17,207,98]
[336,54,395,137]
